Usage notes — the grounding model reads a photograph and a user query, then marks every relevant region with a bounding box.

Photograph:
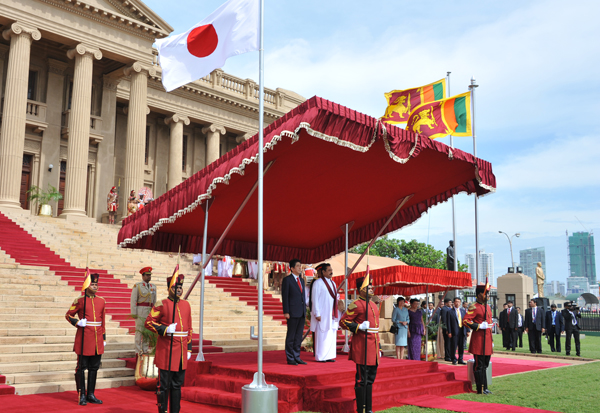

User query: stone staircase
[0,259,135,395]
[0,209,288,395]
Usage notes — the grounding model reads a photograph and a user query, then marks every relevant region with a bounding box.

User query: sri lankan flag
[381,79,446,125]
[170,264,179,291]
[81,267,91,292]
[406,92,472,139]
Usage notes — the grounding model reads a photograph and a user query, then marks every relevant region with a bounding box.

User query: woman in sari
[407,298,425,360]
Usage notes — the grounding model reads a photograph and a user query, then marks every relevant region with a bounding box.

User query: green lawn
[449,362,599,413]
[298,361,600,413]
[492,331,600,359]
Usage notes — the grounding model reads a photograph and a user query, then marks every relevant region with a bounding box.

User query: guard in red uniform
[462,284,493,395]
[65,273,106,405]
[145,273,193,413]
[340,276,380,413]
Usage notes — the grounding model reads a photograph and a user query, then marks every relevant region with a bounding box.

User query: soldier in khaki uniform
[130,266,157,354]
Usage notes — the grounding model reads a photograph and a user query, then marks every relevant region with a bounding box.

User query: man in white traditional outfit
[311,263,345,362]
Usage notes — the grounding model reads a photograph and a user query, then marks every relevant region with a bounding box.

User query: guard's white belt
[167,331,188,337]
[86,322,102,327]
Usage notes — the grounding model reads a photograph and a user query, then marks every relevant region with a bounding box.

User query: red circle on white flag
[187,24,218,58]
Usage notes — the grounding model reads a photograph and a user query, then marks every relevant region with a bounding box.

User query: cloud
[494,135,600,190]
[231,0,600,139]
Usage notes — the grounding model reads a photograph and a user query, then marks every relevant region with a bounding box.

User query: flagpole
[469,77,480,283]
[257,0,265,384]
[447,71,458,275]
[242,0,278,411]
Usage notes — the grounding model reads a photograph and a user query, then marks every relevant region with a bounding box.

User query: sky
[144,0,600,286]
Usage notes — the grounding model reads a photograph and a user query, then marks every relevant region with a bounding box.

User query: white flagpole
[257,0,265,383]
[447,72,457,273]
[469,77,480,283]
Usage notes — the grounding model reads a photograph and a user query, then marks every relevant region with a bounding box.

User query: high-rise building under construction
[568,232,596,285]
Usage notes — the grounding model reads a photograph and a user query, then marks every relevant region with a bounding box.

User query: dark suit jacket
[440,306,451,331]
[281,274,306,318]
[545,310,564,333]
[445,306,468,336]
[525,306,545,331]
[499,309,508,329]
[507,307,518,329]
[561,309,581,331]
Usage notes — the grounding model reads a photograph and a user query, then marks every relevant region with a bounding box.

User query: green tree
[350,236,468,272]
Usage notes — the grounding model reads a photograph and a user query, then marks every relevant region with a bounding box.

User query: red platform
[182,350,472,413]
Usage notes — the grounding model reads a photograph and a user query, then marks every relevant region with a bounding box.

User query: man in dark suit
[545,304,564,352]
[505,301,518,351]
[516,307,524,348]
[281,259,307,365]
[562,302,581,356]
[447,297,468,365]
[440,298,452,361]
[525,299,545,353]
[499,303,509,350]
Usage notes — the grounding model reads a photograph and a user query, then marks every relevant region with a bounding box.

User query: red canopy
[118,96,496,263]
[333,265,472,297]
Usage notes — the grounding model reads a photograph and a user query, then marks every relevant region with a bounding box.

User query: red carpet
[0,385,236,412]
[402,395,560,413]
[0,351,570,412]
[437,355,569,382]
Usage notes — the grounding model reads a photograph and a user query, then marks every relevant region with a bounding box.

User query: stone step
[0,326,127,337]
[0,334,133,346]
[0,349,135,364]
[12,376,136,395]
[0,357,126,374]
[5,367,133,385]
[0,342,133,354]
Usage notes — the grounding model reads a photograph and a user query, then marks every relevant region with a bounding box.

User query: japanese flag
[156,0,259,92]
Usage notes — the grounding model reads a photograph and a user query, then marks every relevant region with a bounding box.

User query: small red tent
[333,265,472,297]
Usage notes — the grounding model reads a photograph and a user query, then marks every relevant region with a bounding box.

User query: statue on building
[446,240,455,271]
[127,190,138,216]
[106,186,119,225]
[536,262,545,297]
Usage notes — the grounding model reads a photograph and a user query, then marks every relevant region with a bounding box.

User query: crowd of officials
[499,299,582,356]
[392,296,471,364]
[392,297,584,363]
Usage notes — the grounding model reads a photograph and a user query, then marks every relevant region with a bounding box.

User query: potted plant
[131,314,159,391]
[27,184,63,216]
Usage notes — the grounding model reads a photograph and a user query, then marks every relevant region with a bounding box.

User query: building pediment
[41,0,173,39]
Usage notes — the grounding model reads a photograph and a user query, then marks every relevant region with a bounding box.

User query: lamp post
[498,231,520,268]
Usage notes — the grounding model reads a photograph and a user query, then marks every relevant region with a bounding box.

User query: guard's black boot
[86,371,103,404]
[365,385,373,413]
[77,371,87,405]
[474,371,483,394]
[170,389,181,413]
[354,386,365,413]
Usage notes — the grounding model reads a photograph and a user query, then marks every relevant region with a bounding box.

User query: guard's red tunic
[340,296,380,366]
[145,297,193,371]
[65,295,106,356]
[462,300,493,356]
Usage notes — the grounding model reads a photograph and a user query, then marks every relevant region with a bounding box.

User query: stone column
[0,23,41,209]
[165,114,190,190]
[59,44,102,218]
[202,124,226,165]
[95,74,121,220]
[122,63,154,216]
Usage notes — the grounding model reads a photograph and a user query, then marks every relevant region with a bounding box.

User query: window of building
[506,294,515,304]
[27,71,38,101]
[182,135,188,172]
[145,126,150,165]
